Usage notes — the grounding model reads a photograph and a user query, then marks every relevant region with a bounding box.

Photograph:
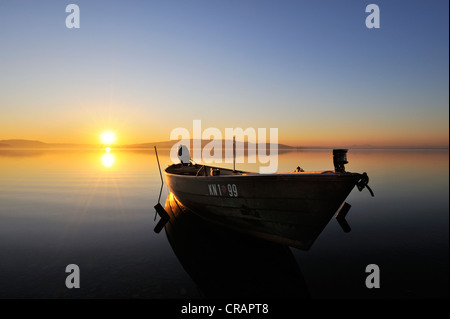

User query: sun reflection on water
[101,152,115,168]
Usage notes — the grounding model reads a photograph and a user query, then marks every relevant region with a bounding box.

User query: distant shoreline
[0,139,448,150]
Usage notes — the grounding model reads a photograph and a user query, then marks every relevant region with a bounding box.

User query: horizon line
[0,138,448,150]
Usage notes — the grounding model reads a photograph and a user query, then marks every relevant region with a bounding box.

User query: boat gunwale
[164,164,360,179]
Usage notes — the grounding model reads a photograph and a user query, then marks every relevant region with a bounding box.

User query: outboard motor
[178,145,191,165]
[333,149,348,173]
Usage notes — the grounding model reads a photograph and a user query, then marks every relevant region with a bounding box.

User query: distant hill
[0,139,47,147]
[0,139,300,153]
[0,138,297,150]
[0,139,97,148]
[0,139,447,150]
[120,140,299,150]
[120,140,179,149]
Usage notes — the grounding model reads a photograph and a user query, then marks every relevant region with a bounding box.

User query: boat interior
[166,163,248,176]
[165,163,338,176]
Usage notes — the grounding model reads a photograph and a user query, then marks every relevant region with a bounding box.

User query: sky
[0,0,448,147]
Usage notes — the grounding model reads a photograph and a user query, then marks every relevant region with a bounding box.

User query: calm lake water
[0,148,448,299]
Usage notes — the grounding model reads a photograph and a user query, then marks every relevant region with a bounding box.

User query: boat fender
[153,203,170,233]
[335,202,352,233]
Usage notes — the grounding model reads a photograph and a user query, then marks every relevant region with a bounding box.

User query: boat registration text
[208,184,238,197]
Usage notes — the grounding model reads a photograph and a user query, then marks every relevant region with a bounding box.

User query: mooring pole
[154,146,163,188]
[153,146,170,232]
[154,146,163,221]
[233,136,236,172]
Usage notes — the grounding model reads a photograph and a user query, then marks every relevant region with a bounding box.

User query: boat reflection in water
[164,193,310,298]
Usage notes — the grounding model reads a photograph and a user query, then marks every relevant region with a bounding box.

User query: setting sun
[100,131,117,145]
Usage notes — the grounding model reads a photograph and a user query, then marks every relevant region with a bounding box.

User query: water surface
[0,148,448,298]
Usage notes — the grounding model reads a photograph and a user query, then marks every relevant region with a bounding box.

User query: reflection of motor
[333,149,348,173]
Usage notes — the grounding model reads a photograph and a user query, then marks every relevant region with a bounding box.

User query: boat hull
[164,168,361,249]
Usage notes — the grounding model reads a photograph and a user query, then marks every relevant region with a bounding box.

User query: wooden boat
[162,148,373,249]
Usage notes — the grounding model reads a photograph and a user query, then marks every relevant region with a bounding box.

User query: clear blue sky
[0,0,448,146]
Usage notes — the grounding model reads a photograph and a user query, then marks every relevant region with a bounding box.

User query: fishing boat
[158,146,373,249]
